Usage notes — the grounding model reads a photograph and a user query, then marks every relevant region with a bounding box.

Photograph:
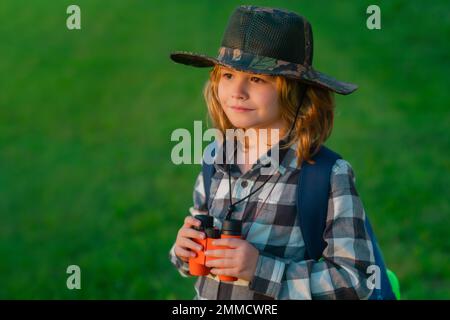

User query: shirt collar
[212,136,298,176]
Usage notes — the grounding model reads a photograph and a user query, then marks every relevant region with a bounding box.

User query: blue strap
[297,146,342,260]
[296,145,396,299]
[202,142,217,212]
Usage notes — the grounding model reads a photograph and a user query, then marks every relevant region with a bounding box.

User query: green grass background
[0,0,449,299]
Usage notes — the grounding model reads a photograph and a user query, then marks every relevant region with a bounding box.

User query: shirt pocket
[252,183,297,225]
[252,201,278,225]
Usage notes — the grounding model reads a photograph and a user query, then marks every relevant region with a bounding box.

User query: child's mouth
[230,106,255,113]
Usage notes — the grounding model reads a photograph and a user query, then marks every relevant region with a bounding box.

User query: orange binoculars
[188,215,242,282]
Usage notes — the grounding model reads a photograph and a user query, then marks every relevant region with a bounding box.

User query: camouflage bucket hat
[170,5,357,95]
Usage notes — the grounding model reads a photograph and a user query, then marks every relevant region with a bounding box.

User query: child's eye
[222,73,233,79]
[250,76,265,83]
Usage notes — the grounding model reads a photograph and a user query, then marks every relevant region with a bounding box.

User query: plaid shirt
[169,139,375,300]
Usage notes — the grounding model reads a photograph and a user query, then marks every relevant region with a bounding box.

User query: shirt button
[241,180,248,188]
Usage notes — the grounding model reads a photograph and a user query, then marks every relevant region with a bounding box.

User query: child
[168,5,375,300]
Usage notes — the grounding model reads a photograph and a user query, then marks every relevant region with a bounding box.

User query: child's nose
[231,80,249,100]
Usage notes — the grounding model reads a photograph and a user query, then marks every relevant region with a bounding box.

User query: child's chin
[228,119,259,130]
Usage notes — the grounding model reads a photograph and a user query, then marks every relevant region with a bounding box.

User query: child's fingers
[213,238,243,248]
[179,227,205,240]
[174,246,195,260]
[204,249,234,258]
[205,258,234,268]
[179,237,203,252]
[183,215,202,228]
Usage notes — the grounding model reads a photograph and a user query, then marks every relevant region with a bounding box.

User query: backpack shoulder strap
[296,146,397,299]
[201,141,218,211]
[364,216,397,299]
[297,145,342,260]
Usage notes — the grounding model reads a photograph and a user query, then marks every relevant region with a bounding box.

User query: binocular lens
[193,214,214,231]
[222,219,242,235]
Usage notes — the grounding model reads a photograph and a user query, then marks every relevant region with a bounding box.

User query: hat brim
[170,48,358,95]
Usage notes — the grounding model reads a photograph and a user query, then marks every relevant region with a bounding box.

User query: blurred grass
[0,0,449,299]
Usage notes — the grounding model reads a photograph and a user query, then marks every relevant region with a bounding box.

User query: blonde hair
[203,65,335,167]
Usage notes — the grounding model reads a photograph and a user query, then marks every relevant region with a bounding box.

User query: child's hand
[204,238,260,282]
[174,216,206,262]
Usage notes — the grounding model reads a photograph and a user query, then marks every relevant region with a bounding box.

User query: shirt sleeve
[168,170,208,278]
[248,159,376,299]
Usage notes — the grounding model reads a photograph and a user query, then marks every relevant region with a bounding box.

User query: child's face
[217,66,285,132]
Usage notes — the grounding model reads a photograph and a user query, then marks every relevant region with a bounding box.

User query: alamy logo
[366,265,381,290]
[366,5,381,30]
[170,121,280,175]
[66,265,81,290]
[66,5,81,30]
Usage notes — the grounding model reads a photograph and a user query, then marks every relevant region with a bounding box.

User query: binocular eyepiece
[188,214,242,282]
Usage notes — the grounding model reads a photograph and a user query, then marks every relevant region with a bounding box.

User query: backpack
[201,142,400,300]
